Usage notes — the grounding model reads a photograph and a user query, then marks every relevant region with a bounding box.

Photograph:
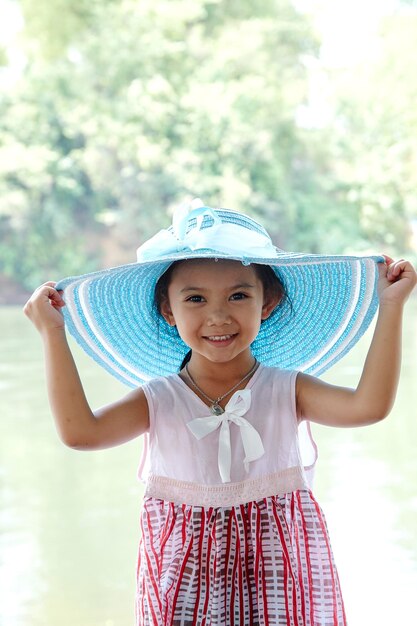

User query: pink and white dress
[136,365,347,626]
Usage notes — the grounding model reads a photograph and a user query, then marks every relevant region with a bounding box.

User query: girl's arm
[296,258,417,427]
[24,282,149,450]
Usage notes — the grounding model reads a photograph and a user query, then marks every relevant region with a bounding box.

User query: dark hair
[154,260,288,370]
[252,263,286,306]
[154,261,183,315]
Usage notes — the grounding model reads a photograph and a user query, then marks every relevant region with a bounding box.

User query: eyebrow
[179,282,256,293]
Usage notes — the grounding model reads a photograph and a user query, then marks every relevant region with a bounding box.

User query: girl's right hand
[23,282,66,335]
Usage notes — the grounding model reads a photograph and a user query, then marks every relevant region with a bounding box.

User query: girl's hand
[378,256,417,306]
[23,282,66,335]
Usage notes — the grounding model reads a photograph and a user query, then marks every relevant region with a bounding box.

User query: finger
[38,284,66,307]
[38,281,63,292]
[387,259,407,281]
[382,254,394,266]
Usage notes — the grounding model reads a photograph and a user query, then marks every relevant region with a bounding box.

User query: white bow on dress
[186,389,265,483]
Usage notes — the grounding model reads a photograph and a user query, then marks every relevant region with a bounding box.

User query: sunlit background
[0,0,416,625]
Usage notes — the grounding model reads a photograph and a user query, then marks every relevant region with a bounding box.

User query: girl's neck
[184,351,257,386]
[180,351,259,411]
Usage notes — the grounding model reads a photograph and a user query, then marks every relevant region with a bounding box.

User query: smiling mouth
[204,334,237,342]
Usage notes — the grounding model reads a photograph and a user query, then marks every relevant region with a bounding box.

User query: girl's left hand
[378,256,417,305]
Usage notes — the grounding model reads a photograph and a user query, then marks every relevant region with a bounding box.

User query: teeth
[207,334,232,341]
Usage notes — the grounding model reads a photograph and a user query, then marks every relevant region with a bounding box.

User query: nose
[206,304,232,326]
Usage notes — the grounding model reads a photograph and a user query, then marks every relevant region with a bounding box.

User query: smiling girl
[24,200,416,625]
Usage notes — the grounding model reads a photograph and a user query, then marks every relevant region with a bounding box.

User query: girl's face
[160,259,279,366]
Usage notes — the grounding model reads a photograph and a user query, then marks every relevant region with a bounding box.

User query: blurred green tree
[0,0,416,290]
[322,12,417,255]
[1,0,322,287]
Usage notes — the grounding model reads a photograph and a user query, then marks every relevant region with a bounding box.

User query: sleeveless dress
[136,365,347,626]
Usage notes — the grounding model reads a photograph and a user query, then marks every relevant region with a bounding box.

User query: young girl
[24,200,416,626]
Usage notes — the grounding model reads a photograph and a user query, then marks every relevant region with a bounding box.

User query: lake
[0,300,416,626]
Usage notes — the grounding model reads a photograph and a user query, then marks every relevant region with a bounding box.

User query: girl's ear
[261,293,281,321]
[160,298,176,326]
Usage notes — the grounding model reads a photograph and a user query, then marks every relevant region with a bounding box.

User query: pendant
[211,403,224,416]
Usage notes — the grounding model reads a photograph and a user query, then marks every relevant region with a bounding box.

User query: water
[1,301,416,626]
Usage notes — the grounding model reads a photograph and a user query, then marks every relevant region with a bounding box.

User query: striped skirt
[136,490,347,625]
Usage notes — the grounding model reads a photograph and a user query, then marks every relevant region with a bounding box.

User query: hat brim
[56,250,383,388]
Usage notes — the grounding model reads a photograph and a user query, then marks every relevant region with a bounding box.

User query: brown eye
[186,295,204,303]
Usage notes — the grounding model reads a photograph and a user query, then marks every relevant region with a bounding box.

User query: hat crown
[170,203,272,241]
[136,201,277,263]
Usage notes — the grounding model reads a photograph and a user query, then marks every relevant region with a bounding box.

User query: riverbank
[0,275,31,305]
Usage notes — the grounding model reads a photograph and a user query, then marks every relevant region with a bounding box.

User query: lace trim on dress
[144,466,308,507]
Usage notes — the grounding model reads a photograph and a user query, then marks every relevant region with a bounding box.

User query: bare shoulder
[295,371,324,393]
[295,372,324,421]
[95,385,149,421]
[122,385,150,413]
[91,385,150,446]
[295,371,358,427]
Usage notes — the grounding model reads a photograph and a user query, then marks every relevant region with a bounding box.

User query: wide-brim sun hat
[56,199,384,388]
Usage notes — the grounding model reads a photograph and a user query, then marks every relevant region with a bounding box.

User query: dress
[136,365,347,626]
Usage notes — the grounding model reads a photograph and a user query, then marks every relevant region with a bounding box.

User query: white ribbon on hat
[136,201,277,262]
[186,389,265,483]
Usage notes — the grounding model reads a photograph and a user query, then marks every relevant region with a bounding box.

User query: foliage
[0,0,416,291]
[322,12,417,254]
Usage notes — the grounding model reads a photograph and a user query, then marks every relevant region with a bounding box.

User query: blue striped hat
[56,200,383,388]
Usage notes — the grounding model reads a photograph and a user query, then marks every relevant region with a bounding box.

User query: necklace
[185,359,259,415]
